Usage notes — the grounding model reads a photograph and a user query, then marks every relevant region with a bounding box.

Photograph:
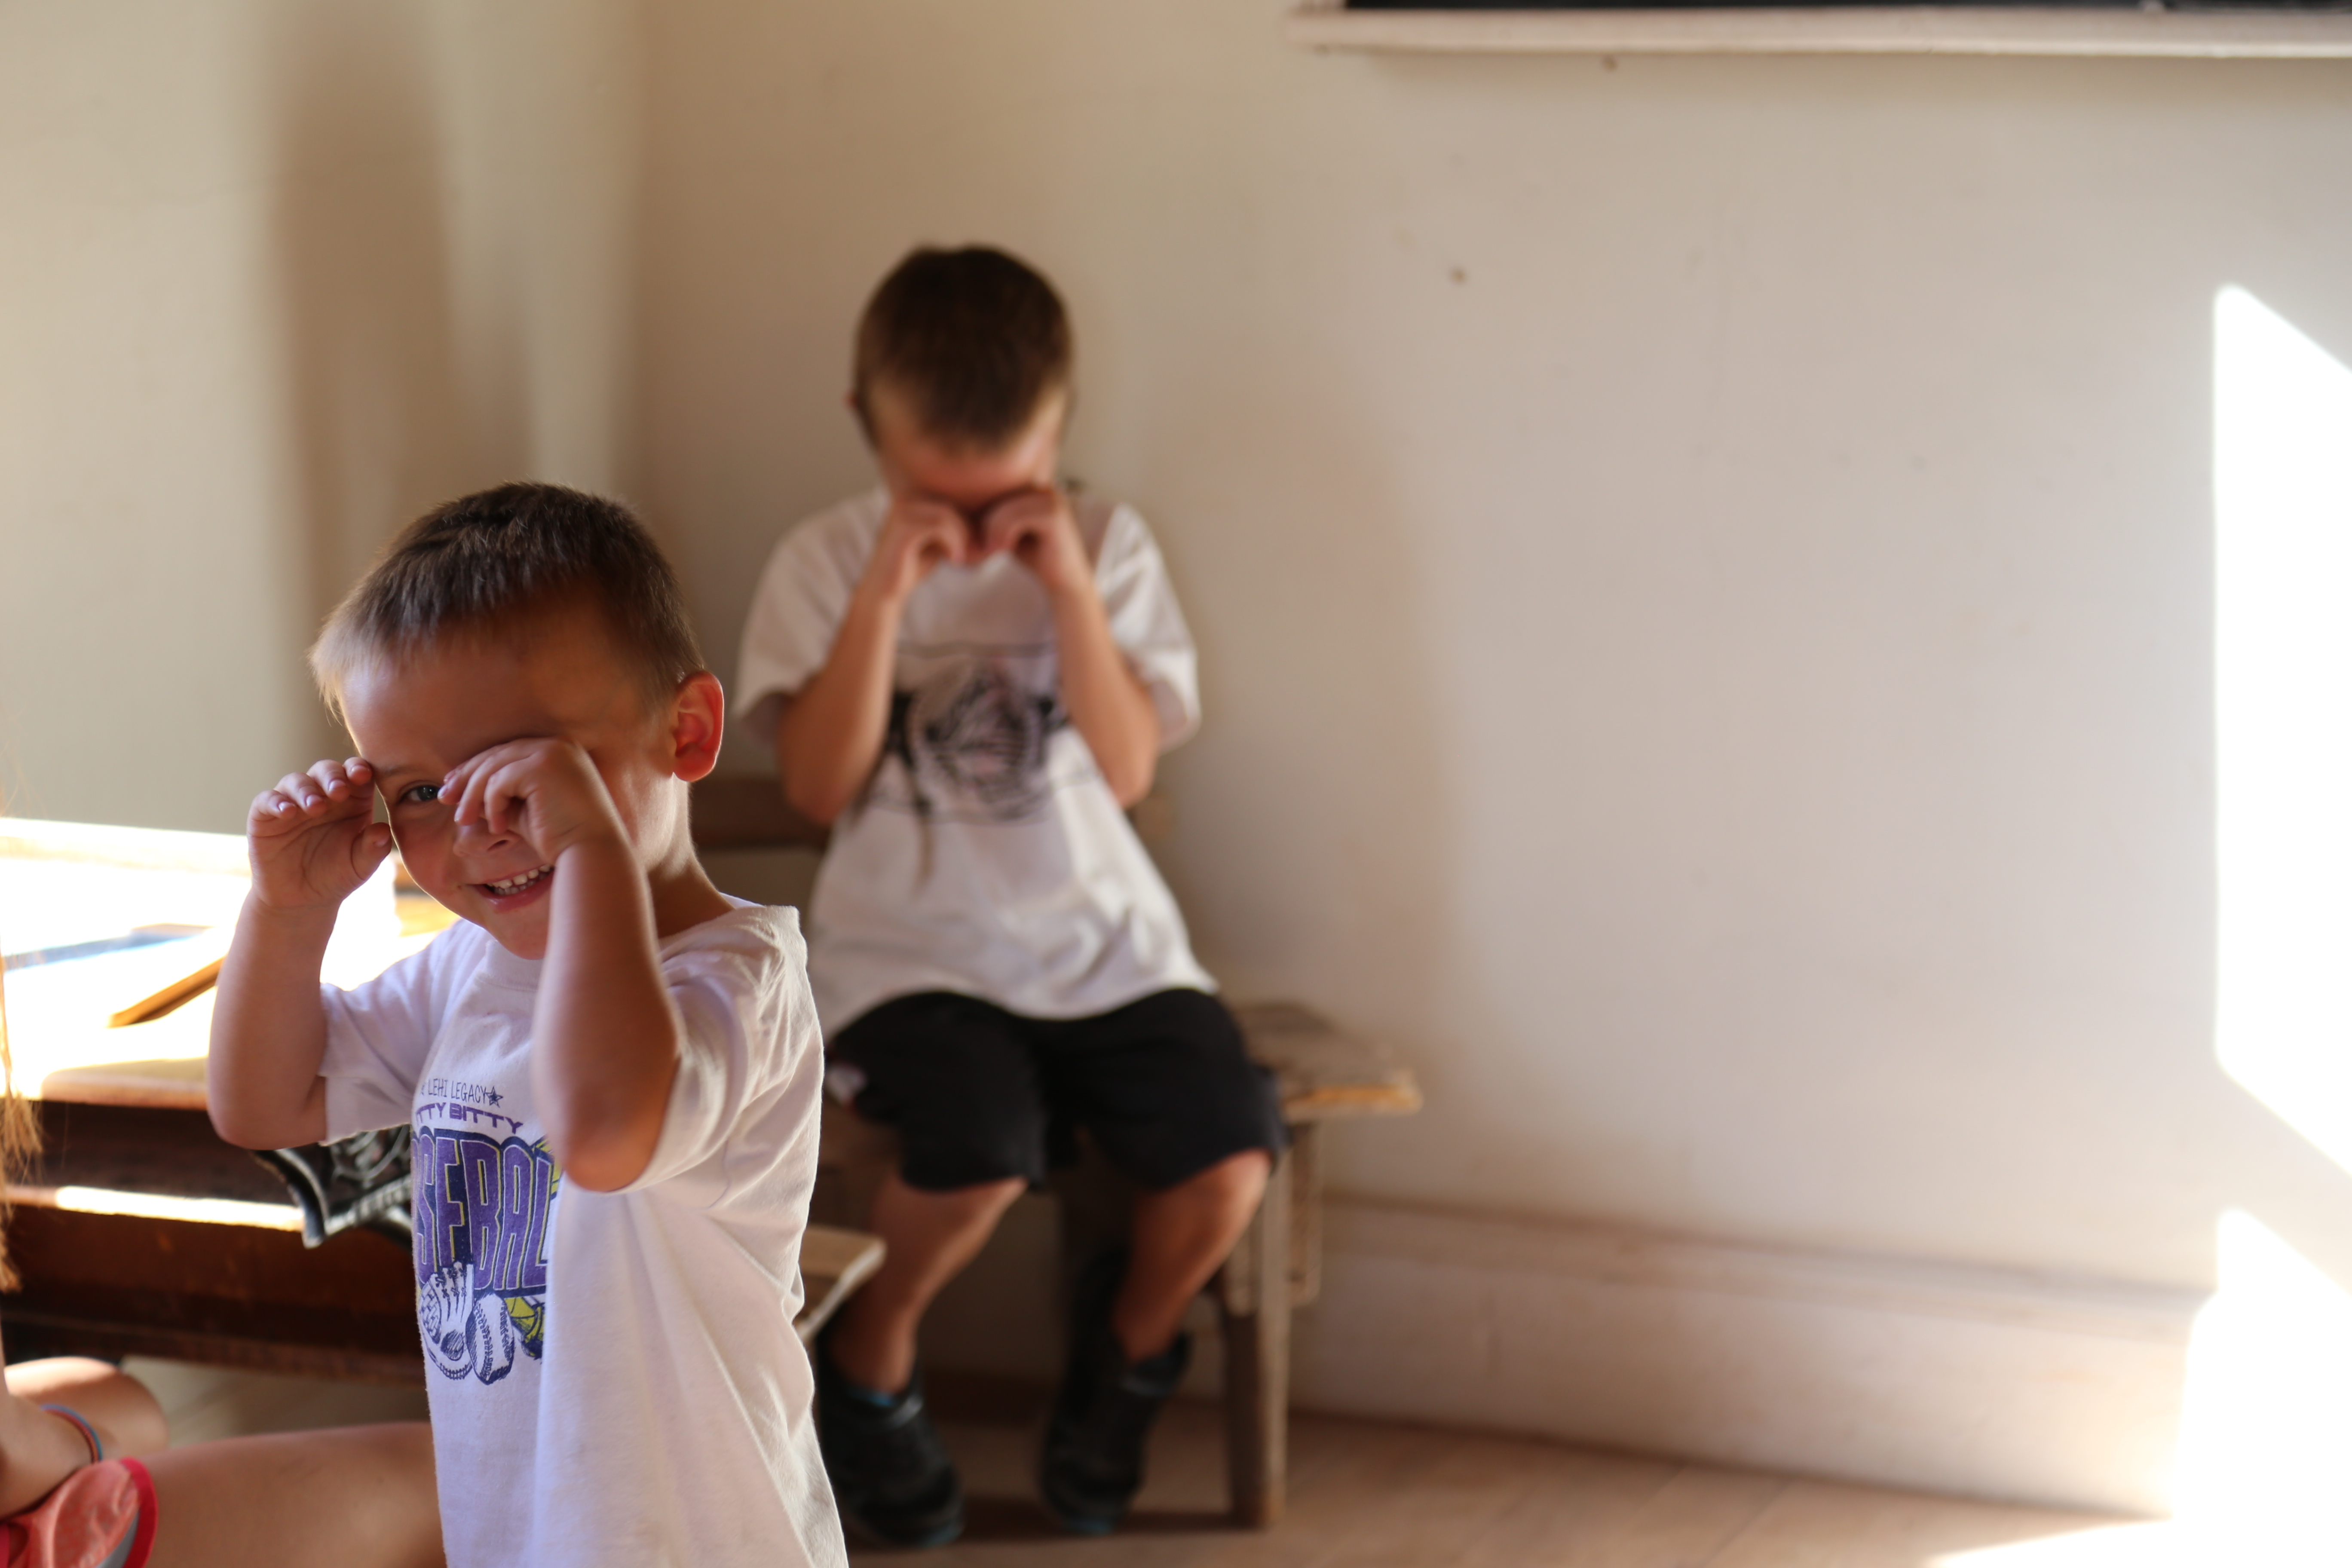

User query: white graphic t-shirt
[319,902,845,1568]
[735,488,1215,1033]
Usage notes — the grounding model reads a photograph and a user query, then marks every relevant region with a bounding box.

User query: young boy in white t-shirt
[736,247,1285,1545]
[206,484,847,1568]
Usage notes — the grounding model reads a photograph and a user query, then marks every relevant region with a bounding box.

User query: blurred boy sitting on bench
[737,246,1283,1547]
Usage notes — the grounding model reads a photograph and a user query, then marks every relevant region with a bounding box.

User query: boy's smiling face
[339,611,702,959]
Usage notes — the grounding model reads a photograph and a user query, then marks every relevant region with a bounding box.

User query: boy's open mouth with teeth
[475,864,555,903]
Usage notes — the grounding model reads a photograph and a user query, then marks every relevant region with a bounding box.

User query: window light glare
[2213,285,2352,1175]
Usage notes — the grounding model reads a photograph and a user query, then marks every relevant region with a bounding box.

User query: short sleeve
[319,929,471,1141]
[734,502,873,748]
[1094,503,1202,752]
[629,909,818,1195]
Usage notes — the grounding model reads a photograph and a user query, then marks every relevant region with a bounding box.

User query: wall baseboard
[1287,1199,2204,1517]
[916,1192,2202,1515]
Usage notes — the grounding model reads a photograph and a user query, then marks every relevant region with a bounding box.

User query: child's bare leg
[1115,1150,1271,1362]
[144,1422,439,1568]
[828,1173,1026,1393]
[3,1357,168,1457]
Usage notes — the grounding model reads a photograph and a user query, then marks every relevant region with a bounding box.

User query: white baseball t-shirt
[320,901,845,1568]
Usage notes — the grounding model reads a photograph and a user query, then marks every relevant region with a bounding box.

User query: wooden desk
[2,817,880,1377]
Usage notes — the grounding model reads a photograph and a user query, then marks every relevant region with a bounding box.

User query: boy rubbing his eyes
[207,484,845,1568]
[735,247,1284,1546]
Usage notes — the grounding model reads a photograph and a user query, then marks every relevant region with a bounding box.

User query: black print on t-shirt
[879,658,1069,824]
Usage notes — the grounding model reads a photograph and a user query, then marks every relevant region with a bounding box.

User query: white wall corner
[1289,1199,2204,1516]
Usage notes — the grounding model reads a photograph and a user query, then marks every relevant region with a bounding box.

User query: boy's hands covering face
[248,758,395,912]
[861,485,1090,604]
[439,737,629,869]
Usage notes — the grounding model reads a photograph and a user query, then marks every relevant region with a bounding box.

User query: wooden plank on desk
[41,1055,209,1111]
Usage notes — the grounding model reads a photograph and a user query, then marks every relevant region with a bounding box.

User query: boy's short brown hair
[311,482,705,717]
[852,245,1072,453]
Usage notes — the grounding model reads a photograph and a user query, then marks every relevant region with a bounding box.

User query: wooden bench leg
[1219,1144,1292,1528]
[1288,1122,1322,1308]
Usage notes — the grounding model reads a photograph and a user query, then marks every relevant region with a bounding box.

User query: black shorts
[829,989,1287,1193]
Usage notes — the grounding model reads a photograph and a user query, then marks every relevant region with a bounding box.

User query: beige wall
[0,0,642,832]
[641,0,2352,1300]
[10,0,2352,1507]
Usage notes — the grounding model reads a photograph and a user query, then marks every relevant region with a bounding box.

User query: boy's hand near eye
[441,736,682,1193]
[217,756,393,1151]
[248,758,395,912]
[440,738,628,867]
[980,486,1089,596]
[864,495,974,606]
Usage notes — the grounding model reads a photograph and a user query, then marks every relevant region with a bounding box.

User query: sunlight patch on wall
[2214,285,2352,1175]
[2171,1211,2352,1563]
[1936,1212,2352,1567]
[1932,288,2352,1568]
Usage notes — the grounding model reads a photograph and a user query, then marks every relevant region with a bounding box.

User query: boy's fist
[248,758,394,912]
[440,738,626,867]
[863,496,974,605]
[980,487,1089,596]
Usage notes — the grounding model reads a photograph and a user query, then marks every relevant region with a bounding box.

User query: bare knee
[880,1173,1026,1231]
[1128,1149,1271,1257]
[943,1174,1028,1220]
[864,1173,1028,1280]
[1176,1149,1271,1216]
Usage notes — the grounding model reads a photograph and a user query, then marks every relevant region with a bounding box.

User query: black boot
[1040,1248,1190,1534]
[815,1326,966,1549]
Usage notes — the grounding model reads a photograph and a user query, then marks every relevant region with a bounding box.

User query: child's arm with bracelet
[208,758,395,1151]
[439,738,684,1192]
[0,1351,169,1516]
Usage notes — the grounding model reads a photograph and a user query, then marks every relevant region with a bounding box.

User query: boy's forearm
[533,836,682,1191]
[1052,582,1161,806]
[206,896,335,1150]
[773,585,902,824]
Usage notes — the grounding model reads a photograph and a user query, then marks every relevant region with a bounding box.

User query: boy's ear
[667,671,726,784]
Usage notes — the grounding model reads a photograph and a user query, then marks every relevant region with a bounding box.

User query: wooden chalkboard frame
[1290,0,2352,54]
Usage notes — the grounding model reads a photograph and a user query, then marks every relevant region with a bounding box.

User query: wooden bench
[692,776,1424,1527]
